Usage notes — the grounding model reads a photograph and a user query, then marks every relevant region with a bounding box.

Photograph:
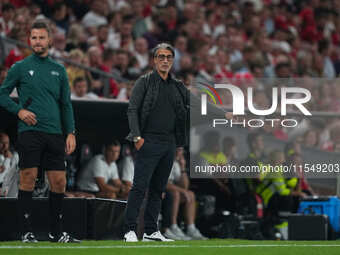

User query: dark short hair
[105,140,121,150]
[30,20,51,36]
[73,77,86,87]
[152,43,175,58]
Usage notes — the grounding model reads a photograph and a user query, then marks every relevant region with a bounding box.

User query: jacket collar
[152,69,172,83]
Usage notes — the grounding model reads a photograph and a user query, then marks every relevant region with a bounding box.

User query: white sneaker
[163,229,181,240]
[124,231,138,242]
[142,231,174,242]
[170,225,192,240]
[186,227,208,240]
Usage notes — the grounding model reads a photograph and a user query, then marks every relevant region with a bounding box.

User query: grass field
[1,239,340,255]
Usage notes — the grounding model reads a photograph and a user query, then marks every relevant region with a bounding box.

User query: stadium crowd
[0,0,339,240]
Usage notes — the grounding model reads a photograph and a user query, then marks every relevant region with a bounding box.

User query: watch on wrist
[133,136,141,143]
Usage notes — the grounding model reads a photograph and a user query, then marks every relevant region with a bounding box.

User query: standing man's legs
[17,131,43,240]
[18,168,38,235]
[42,132,81,242]
[144,143,175,235]
[46,171,66,237]
[124,142,167,233]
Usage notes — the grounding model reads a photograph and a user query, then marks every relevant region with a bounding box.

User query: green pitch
[1,239,340,255]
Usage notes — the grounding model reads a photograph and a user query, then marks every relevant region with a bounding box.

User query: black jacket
[126,70,227,146]
[126,70,189,146]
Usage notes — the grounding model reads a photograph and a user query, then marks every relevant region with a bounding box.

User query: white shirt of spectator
[82,11,107,28]
[0,152,19,197]
[118,155,134,183]
[135,52,149,70]
[77,154,119,192]
[71,92,99,100]
[168,161,182,184]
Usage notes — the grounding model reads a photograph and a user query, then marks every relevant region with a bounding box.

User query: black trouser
[161,191,174,229]
[124,141,176,234]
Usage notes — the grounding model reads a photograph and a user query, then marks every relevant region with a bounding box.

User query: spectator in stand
[107,11,122,50]
[77,140,122,199]
[134,37,149,71]
[112,49,135,81]
[132,0,149,39]
[0,66,8,86]
[100,48,120,98]
[96,24,109,51]
[0,3,15,36]
[12,14,29,35]
[50,2,70,34]
[196,54,218,84]
[71,77,98,100]
[66,49,87,91]
[0,132,19,197]
[117,81,134,101]
[173,35,188,73]
[119,17,135,52]
[66,24,88,52]
[215,49,233,82]
[164,148,207,241]
[322,124,340,152]
[117,145,135,200]
[302,129,319,148]
[49,32,68,61]
[177,54,193,75]
[87,46,105,95]
[82,0,108,36]
[318,39,336,79]
[5,30,30,68]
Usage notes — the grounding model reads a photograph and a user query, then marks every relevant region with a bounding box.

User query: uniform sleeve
[60,67,75,134]
[0,63,22,114]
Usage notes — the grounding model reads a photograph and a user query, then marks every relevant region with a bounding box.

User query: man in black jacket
[123,43,232,242]
[124,43,184,242]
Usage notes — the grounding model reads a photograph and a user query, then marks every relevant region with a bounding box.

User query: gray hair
[152,43,175,58]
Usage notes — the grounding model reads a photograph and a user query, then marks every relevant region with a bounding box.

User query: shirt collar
[153,69,172,83]
[32,53,49,61]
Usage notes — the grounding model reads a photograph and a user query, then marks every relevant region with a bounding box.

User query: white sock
[187,224,196,231]
[170,224,179,229]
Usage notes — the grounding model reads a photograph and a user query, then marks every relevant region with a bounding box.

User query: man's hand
[65,134,76,155]
[135,138,144,151]
[18,109,37,126]
[0,165,4,173]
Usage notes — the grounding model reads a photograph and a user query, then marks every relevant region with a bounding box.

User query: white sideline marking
[1,244,340,249]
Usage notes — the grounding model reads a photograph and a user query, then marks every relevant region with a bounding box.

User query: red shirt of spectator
[100,64,120,98]
[5,47,24,68]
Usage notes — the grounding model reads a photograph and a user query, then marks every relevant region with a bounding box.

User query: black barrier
[0,99,129,147]
[0,197,126,241]
[87,198,126,240]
